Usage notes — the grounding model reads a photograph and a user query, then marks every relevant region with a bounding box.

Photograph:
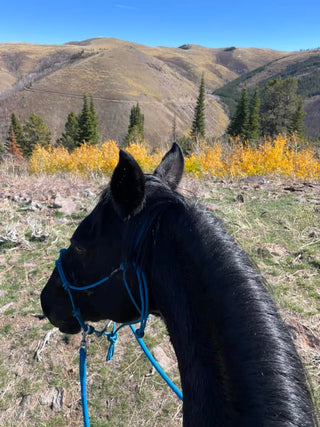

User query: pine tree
[289,98,305,137]
[248,86,261,141]
[8,125,23,159]
[177,135,193,155]
[124,103,145,145]
[10,113,25,152]
[89,95,100,145]
[191,74,205,141]
[78,94,93,144]
[23,113,51,157]
[58,112,79,150]
[77,94,100,145]
[227,83,250,141]
[260,77,302,137]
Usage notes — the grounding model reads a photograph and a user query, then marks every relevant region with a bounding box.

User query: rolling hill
[5,38,320,145]
[0,38,301,145]
[214,48,320,139]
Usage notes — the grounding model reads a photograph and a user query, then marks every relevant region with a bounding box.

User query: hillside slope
[0,38,289,145]
[214,48,320,138]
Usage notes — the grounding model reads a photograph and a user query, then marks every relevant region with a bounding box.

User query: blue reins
[55,248,182,427]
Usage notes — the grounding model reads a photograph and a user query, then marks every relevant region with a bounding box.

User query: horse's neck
[162,291,234,425]
[153,265,237,425]
[150,206,314,426]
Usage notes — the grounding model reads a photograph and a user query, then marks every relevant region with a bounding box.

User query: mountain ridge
[1,37,315,145]
[214,47,320,138]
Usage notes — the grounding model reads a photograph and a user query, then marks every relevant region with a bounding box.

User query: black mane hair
[105,174,317,424]
[42,144,318,426]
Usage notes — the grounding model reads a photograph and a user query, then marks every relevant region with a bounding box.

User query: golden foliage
[126,143,164,172]
[29,137,320,181]
[29,141,164,176]
[185,136,320,181]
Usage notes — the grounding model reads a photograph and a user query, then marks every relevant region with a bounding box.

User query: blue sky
[0,0,319,51]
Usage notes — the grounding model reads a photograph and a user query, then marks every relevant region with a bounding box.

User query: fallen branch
[34,328,56,362]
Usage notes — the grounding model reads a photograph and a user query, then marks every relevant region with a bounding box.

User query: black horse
[41,143,317,426]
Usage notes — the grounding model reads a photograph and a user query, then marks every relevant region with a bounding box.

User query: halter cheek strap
[54,247,182,427]
[55,248,149,342]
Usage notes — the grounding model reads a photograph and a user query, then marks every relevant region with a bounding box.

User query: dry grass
[0,168,319,426]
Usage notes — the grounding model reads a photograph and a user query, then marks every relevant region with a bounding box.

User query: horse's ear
[110,149,145,219]
[154,142,184,190]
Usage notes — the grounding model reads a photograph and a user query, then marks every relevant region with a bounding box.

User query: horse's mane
[100,175,318,425]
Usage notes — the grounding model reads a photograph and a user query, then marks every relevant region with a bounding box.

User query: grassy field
[0,169,319,426]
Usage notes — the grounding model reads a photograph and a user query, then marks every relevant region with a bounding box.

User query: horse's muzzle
[40,284,81,334]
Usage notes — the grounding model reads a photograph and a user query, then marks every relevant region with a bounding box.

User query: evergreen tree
[58,112,79,150]
[248,86,261,141]
[8,125,23,159]
[10,113,25,152]
[78,94,93,144]
[89,95,100,145]
[78,94,100,145]
[177,135,193,155]
[191,74,206,141]
[289,98,305,137]
[227,83,250,141]
[260,77,303,137]
[23,113,51,157]
[124,103,144,145]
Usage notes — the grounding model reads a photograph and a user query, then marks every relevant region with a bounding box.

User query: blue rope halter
[55,248,183,427]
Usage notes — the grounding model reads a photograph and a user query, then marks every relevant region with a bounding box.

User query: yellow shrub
[30,142,119,176]
[184,156,200,178]
[198,144,226,177]
[29,137,320,181]
[260,136,292,176]
[292,148,320,180]
[126,142,164,172]
[100,140,120,174]
[30,145,71,174]
[187,136,320,181]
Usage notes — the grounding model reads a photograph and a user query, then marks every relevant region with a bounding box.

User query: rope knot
[107,332,118,344]
[106,332,119,361]
[135,328,145,339]
[84,324,95,335]
[61,280,70,290]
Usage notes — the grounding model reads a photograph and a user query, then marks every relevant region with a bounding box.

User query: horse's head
[41,143,184,334]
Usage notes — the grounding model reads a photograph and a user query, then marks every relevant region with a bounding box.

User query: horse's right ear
[110,150,145,219]
[154,142,184,190]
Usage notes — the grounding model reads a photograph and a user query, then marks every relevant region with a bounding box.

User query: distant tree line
[3,74,208,159]
[227,77,305,142]
[4,94,100,158]
[8,112,51,157]
[2,75,308,161]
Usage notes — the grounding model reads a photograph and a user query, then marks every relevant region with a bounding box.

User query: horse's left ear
[154,142,184,190]
[110,149,145,219]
